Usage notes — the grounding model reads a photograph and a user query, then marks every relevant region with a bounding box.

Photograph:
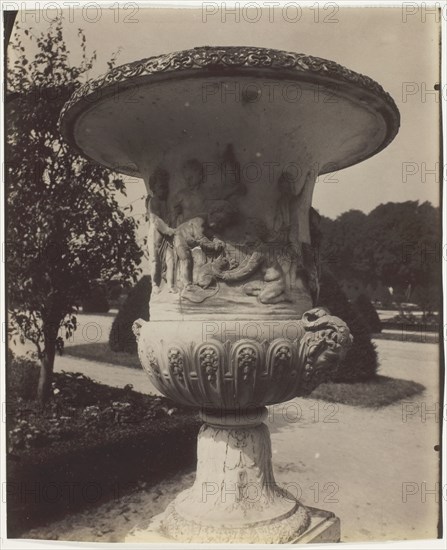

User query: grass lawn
[310,375,425,408]
[65,343,426,409]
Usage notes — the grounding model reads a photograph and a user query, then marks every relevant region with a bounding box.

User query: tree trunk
[37,319,59,403]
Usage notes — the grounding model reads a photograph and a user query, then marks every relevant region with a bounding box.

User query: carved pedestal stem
[158,408,310,543]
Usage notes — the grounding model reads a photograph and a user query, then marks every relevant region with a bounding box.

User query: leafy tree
[319,201,441,312]
[319,210,370,283]
[81,282,110,314]
[6,21,142,402]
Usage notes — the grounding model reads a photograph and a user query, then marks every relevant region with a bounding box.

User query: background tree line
[318,201,441,313]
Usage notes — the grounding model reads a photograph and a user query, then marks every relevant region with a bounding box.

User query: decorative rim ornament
[59,45,400,176]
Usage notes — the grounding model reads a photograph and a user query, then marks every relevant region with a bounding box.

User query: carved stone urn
[60,46,399,543]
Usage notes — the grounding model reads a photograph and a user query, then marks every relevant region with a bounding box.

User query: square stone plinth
[125,506,340,544]
[290,507,340,543]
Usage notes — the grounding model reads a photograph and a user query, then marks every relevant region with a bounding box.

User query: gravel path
[18,339,441,544]
[53,355,161,396]
[10,312,161,396]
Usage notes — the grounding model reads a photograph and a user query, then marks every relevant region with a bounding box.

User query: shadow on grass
[310,375,425,408]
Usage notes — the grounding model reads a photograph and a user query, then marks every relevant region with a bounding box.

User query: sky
[9,3,441,228]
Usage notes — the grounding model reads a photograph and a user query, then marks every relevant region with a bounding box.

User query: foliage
[81,282,110,313]
[385,311,439,327]
[354,294,382,333]
[6,356,185,455]
[6,349,40,400]
[6,20,142,401]
[109,276,151,353]
[317,269,379,382]
[319,209,369,282]
[410,284,439,316]
[319,201,441,312]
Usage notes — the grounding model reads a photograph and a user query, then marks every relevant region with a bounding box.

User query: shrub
[81,283,110,313]
[6,351,40,401]
[6,356,200,536]
[106,280,124,309]
[107,280,123,301]
[354,294,382,333]
[109,276,151,353]
[6,356,190,454]
[317,269,379,382]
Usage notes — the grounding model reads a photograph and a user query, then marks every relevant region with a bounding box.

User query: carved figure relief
[217,218,289,304]
[173,159,207,226]
[145,145,321,309]
[146,167,176,295]
[173,201,235,301]
[206,143,247,203]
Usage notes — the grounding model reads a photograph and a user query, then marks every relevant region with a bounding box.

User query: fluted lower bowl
[132,308,352,409]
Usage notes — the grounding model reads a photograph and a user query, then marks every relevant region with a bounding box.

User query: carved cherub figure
[174,201,235,290]
[273,171,302,290]
[217,218,289,304]
[196,256,230,289]
[146,167,176,294]
[180,255,232,304]
[273,171,300,249]
[218,143,247,199]
[172,159,206,226]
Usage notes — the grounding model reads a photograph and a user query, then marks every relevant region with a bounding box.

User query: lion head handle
[298,307,353,395]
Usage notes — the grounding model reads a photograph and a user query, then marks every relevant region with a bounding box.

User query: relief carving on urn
[143,142,321,319]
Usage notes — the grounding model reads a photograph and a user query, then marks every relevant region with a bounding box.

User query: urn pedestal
[128,312,351,542]
[60,45,399,543]
[126,408,340,544]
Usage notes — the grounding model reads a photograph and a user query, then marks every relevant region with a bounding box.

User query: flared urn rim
[59,45,400,178]
[133,308,352,409]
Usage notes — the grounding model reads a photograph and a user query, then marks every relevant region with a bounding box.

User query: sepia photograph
[1,1,445,548]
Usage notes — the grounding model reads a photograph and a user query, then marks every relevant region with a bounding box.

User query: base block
[291,507,340,543]
[125,506,340,544]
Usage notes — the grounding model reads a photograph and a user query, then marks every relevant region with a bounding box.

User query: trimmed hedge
[82,284,110,314]
[6,357,200,536]
[109,276,151,353]
[317,269,379,382]
[354,294,382,333]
